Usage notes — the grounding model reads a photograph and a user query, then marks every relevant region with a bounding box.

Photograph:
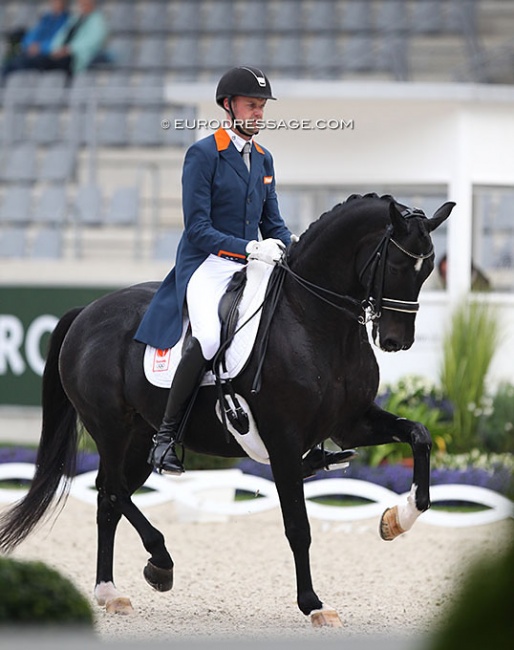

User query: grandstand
[0,0,514,422]
[1,0,513,273]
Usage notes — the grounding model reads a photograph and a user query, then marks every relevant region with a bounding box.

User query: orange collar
[214,128,264,154]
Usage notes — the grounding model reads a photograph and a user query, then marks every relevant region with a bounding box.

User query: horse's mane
[292,192,400,254]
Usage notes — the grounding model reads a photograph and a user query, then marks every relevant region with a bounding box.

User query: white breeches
[186,254,243,360]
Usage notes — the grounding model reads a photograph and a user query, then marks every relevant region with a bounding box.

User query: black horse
[0,194,453,627]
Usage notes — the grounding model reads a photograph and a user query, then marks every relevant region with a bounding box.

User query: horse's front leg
[268,439,343,628]
[343,404,432,541]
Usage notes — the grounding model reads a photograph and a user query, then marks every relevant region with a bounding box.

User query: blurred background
[1,0,513,438]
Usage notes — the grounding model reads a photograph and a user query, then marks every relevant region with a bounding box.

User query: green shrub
[0,557,94,626]
[440,300,500,452]
[429,539,514,650]
[369,375,453,465]
[478,382,514,454]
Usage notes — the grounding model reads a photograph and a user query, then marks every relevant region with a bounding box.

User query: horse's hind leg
[91,421,174,614]
[94,474,134,615]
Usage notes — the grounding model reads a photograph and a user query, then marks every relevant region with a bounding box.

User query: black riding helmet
[216,66,276,137]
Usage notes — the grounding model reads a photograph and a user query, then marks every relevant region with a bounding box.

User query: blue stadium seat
[199,36,236,72]
[31,227,63,259]
[73,184,104,226]
[0,143,37,183]
[106,0,138,34]
[131,110,165,147]
[138,1,173,33]
[135,36,169,71]
[0,185,32,224]
[376,1,408,32]
[39,145,76,183]
[32,110,63,146]
[304,34,342,78]
[3,71,41,106]
[32,185,68,224]
[303,1,337,33]
[270,35,305,76]
[342,35,377,72]
[410,0,444,33]
[340,0,373,32]
[97,109,130,146]
[201,0,235,32]
[168,36,200,75]
[105,186,140,226]
[168,0,201,33]
[33,70,68,107]
[0,227,26,258]
[152,229,182,261]
[234,35,270,69]
[269,0,304,33]
[108,36,137,69]
[234,0,267,32]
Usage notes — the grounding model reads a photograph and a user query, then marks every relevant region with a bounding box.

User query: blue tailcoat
[134,128,291,350]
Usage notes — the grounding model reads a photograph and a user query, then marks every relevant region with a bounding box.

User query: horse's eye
[387,263,401,276]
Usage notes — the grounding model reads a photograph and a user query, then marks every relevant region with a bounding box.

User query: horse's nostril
[382,338,402,352]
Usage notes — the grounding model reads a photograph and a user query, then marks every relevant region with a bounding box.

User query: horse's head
[361,198,455,352]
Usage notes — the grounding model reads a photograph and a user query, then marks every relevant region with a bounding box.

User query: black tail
[0,306,84,552]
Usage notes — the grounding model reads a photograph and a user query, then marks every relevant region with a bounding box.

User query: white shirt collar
[225,128,252,153]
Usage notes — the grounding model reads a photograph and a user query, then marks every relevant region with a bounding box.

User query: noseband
[279,208,434,324]
[358,211,434,322]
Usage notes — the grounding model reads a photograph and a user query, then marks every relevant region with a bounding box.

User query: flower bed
[235,455,513,498]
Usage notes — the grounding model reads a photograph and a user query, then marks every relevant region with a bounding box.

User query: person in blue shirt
[137,65,355,478]
[136,66,293,474]
[3,0,107,80]
[2,0,69,79]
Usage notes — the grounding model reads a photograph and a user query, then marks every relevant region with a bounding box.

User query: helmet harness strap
[227,96,255,138]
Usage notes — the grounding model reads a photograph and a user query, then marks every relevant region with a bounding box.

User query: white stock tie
[242,141,251,171]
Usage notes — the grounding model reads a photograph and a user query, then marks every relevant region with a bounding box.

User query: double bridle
[279,208,434,324]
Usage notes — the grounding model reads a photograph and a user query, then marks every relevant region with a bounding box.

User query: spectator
[2,0,70,80]
[3,0,108,80]
[437,254,491,291]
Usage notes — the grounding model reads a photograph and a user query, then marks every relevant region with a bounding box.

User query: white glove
[246,238,286,265]
[290,233,299,243]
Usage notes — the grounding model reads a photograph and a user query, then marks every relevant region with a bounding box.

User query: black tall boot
[148,337,207,474]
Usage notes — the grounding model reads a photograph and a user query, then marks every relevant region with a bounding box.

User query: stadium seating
[0,0,512,263]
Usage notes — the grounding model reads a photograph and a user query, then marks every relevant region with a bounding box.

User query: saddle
[215,269,250,438]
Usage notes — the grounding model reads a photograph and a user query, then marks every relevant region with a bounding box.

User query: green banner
[0,286,115,406]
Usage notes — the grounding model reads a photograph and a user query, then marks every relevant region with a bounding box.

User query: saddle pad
[143,259,274,389]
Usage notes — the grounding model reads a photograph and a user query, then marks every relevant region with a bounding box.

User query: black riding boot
[302,445,358,479]
[148,337,207,474]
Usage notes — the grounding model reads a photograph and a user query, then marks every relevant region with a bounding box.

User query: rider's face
[226,96,267,137]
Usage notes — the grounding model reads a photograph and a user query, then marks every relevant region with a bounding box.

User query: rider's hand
[246,239,286,265]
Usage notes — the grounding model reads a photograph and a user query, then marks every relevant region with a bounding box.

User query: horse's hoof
[143,561,174,592]
[105,597,134,615]
[379,506,405,541]
[310,606,343,628]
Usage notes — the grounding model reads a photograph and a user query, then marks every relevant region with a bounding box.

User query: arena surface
[2,495,512,647]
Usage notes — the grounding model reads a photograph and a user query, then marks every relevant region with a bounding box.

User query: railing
[0,463,512,528]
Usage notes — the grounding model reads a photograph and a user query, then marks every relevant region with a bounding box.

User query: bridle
[279,207,434,325]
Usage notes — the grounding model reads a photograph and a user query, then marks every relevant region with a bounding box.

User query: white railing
[0,463,512,528]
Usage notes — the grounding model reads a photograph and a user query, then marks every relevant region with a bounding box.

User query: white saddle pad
[143,260,275,465]
[143,259,274,389]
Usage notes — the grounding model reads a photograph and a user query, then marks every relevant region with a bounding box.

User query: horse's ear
[389,201,408,236]
[427,201,455,232]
